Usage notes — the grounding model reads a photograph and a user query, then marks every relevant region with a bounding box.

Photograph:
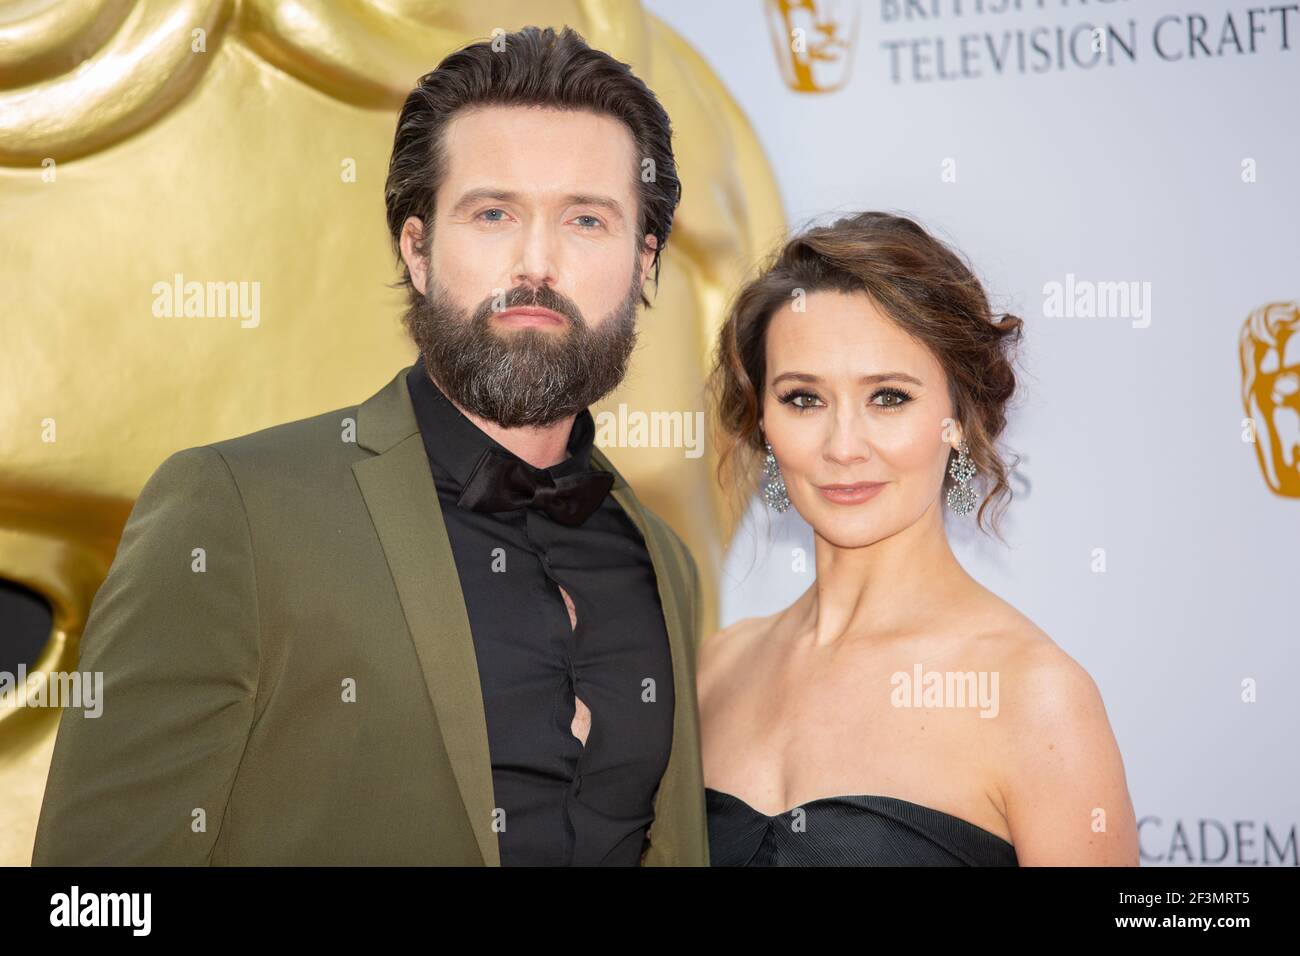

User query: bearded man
[32,25,706,867]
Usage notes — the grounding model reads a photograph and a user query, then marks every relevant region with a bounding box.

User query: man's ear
[400,216,429,295]
[639,234,658,285]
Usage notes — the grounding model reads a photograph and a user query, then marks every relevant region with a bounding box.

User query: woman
[700,211,1138,866]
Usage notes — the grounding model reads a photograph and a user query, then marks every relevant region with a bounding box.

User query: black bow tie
[456,447,614,527]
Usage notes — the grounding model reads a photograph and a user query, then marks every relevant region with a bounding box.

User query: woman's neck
[795,499,975,648]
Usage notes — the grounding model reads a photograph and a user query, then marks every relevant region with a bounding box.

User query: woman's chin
[807,516,896,550]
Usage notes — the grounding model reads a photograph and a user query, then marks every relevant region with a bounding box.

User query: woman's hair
[707,210,1023,538]
[383,25,681,312]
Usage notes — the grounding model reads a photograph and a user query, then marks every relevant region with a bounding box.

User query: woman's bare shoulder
[961,586,1064,664]
[950,586,1109,733]
[963,590,1116,759]
[969,598,1137,863]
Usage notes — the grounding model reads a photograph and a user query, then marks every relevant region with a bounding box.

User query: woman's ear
[942,418,964,451]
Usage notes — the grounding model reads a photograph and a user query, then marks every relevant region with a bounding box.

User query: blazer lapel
[350,367,500,866]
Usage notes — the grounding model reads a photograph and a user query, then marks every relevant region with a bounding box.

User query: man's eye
[574,215,604,229]
[477,208,508,222]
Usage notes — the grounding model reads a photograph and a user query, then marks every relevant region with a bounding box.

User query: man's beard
[404,265,642,429]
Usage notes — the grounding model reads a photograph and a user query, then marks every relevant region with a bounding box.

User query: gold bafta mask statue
[764,0,860,93]
[1241,301,1300,498]
[0,0,784,865]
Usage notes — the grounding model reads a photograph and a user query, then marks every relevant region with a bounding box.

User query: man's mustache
[471,285,585,328]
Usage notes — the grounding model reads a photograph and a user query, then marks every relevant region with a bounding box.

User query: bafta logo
[1240,301,1300,497]
[765,0,859,94]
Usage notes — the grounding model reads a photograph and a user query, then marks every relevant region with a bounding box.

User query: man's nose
[512,219,559,289]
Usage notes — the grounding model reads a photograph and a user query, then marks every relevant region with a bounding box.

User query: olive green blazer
[31,365,709,866]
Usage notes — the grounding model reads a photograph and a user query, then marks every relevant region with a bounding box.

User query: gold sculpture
[0,0,784,865]
[764,0,859,94]
[1240,301,1300,497]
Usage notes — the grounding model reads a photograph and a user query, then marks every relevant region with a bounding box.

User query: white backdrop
[645,0,1299,865]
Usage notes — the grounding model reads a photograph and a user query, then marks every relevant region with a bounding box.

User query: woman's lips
[815,481,887,505]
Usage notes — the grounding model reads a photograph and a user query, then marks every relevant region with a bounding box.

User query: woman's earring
[946,441,978,516]
[761,441,791,513]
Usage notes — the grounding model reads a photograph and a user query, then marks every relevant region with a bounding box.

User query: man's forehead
[440,105,638,198]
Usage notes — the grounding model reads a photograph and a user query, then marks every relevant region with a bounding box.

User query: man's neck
[430,373,575,469]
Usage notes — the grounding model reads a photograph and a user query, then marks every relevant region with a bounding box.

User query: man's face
[400,105,658,428]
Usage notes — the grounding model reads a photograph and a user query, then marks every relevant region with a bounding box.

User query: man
[32,25,707,866]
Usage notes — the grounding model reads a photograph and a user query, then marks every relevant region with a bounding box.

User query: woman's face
[761,289,960,548]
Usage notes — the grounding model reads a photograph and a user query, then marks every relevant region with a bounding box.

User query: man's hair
[384,25,682,310]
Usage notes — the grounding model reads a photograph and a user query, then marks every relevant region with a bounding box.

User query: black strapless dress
[706,787,1018,866]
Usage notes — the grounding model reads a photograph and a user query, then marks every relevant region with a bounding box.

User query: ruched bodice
[706,787,1018,866]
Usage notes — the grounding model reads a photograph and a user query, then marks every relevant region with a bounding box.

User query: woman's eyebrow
[771,371,923,386]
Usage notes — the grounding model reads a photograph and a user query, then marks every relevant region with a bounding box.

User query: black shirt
[405,361,676,865]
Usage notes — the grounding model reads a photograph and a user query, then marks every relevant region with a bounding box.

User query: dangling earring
[761,441,790,513]
[946,441,978,516]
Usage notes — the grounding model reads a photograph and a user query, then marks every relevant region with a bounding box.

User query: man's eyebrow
[770,371,925,387]
[450,188,521,216]
[449,188,626,221]
[564,193,626,221]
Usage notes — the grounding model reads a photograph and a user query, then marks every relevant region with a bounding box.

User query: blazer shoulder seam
[199,442,263,864]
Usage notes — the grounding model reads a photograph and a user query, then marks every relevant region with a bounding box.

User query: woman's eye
[872,388,913,409]
[778,390,822,410]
